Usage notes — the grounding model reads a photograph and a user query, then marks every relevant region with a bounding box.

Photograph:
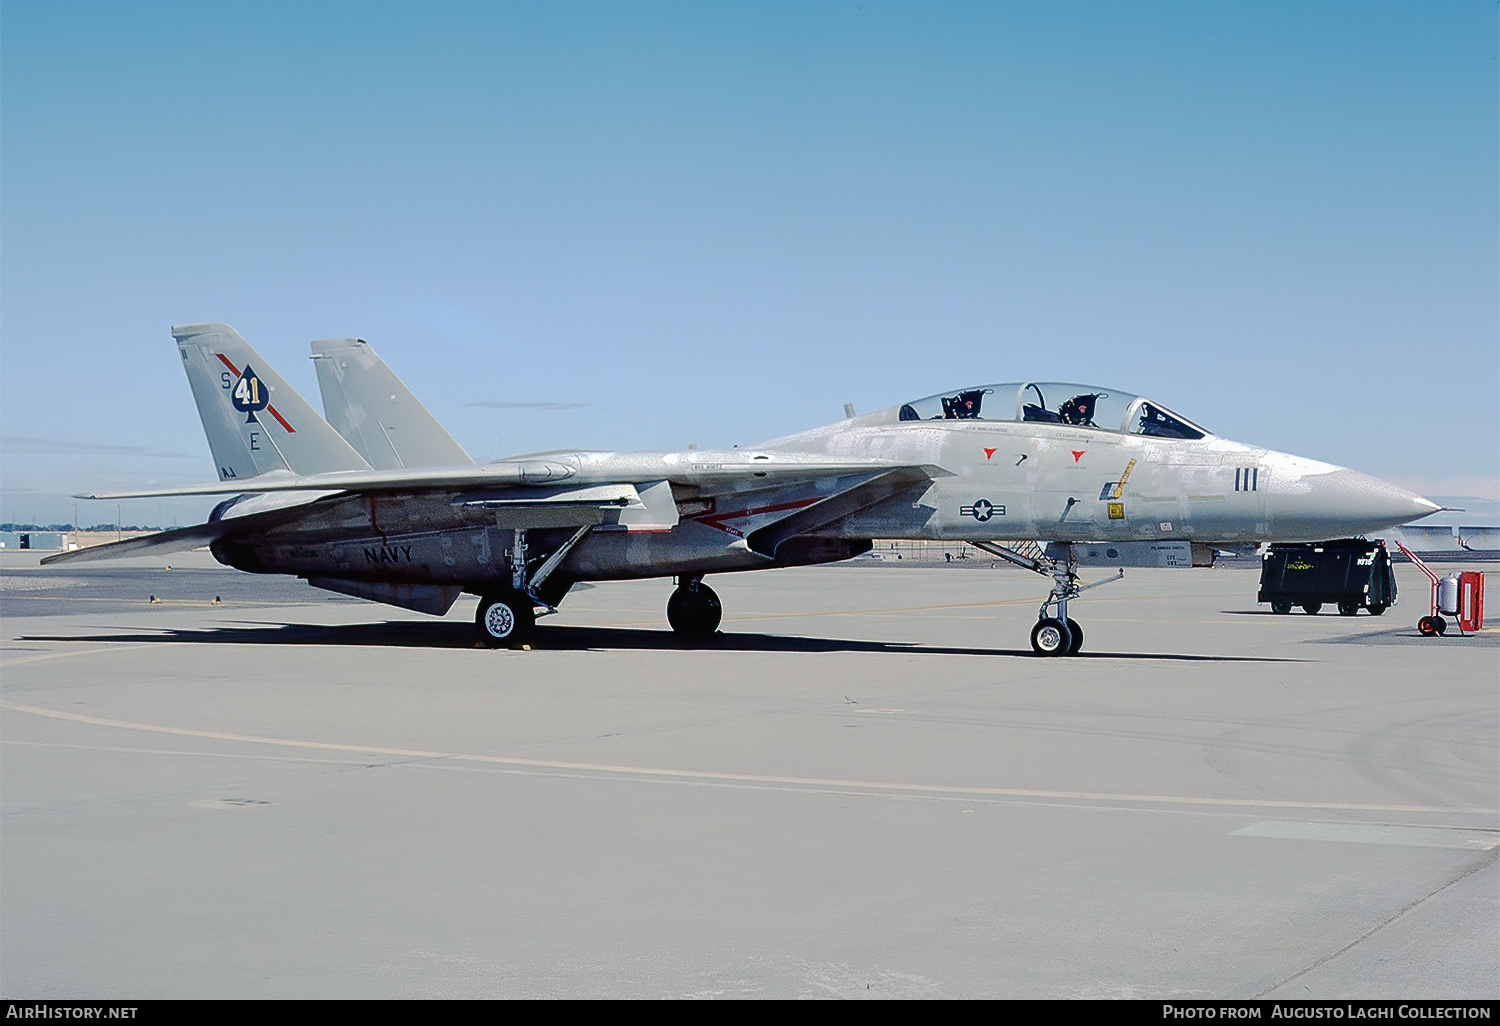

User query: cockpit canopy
[896,382,1208,440]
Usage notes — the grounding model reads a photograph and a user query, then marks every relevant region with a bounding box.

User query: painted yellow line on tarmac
[4,699,1493,817]
[0,646,156,668]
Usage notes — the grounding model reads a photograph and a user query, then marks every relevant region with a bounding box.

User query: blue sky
[2,1,1495,526]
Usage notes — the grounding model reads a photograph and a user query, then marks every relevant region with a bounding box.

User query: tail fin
[310,337,473,469]
[173,323,371,481]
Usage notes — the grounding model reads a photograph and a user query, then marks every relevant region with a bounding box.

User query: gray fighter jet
[47,323,1439,655]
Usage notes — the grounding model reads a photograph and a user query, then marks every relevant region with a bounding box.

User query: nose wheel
[1031,618,1069,655]
[1030,617,1084,656]
[1064,617,1083,654]
[667,577,722,638]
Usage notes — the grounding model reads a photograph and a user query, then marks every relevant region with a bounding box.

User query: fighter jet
[46,323,1440,655]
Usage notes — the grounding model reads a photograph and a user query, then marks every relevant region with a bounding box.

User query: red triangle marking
[983,448,997,460]
[1072,450,1086,463]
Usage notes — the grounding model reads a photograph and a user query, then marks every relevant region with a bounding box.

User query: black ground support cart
[1258,539,1397,616]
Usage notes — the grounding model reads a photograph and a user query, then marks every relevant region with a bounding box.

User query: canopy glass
[897,382,1208,439]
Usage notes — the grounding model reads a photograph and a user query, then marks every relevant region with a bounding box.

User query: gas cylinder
[1437,575,1461,615]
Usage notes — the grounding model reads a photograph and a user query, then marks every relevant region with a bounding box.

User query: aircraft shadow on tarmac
[18,621,1305,662]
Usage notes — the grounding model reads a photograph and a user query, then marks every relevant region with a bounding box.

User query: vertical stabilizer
[311,337,473,469]
[173,323,371,481]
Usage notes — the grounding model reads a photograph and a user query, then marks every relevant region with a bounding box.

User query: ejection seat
[1058,393,1103,426]
[940,389,987,419]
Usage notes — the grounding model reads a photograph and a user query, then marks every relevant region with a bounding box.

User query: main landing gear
[474,525,593,648]
[667,576,722,639]
[972,541,1123,657]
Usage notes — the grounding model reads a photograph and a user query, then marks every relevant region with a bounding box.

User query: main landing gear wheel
[1366,602,1387,616]
[1301,602,1322,615]
[1030,617,1073,657]
[1271,600,1292,615]
[667,579,722,639]
[1417,615,1446,637]
[1338,601,1361,616]
[476,591,536,648]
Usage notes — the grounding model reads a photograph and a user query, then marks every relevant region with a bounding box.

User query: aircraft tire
[1301,602,1322,615]
[667,582,722,638]
[1338,601,1360,616]
[1066,618,1084,655]
[1271,600,1292,615]
[476,591,535,649]
[1366,603,1387,616]
[1030,617,1072,657]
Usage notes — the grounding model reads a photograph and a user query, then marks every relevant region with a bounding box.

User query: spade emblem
[231,365,270,423]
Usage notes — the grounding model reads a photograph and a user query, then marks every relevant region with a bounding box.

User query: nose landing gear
[972,541,1121,656]
[668,576,722,639]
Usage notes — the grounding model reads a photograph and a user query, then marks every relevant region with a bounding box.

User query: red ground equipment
[1391,540,1486,636]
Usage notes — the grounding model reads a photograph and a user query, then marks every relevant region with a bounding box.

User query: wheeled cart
[1258,539,1397,616]
[1391,540,1485,637]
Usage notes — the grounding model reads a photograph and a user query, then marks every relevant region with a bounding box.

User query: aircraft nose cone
[1267,465,1440,540]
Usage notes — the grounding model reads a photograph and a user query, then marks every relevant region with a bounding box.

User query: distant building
[0,531,160,553]
[0,532,64,551]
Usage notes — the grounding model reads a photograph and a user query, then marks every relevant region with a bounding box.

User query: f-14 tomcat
[47,323,1439,655]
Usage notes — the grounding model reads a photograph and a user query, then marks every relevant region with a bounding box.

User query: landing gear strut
[473,525,593,648]
[668,576,722,638]
[972,541,1121,657]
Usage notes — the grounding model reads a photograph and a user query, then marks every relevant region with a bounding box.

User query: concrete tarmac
[2,553,1495,998]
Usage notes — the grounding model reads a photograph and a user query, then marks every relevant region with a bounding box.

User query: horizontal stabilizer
[42,491,340,565]
[40,523,227,565]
